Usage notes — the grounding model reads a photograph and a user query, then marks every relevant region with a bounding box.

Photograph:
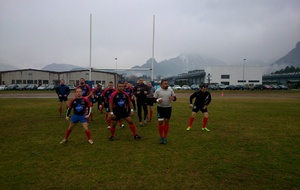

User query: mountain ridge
[1,42,299,76]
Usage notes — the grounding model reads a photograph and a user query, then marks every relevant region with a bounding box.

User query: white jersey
[154,87,176,108]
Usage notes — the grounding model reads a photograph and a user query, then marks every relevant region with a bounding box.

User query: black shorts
[104,102,109,112]
[157,106,172,121]
[58,96,68,102]
[192,105,208,113]
[112,108,130,121]
[146,98,155,106]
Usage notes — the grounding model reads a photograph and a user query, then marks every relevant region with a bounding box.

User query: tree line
[272,66,300,74]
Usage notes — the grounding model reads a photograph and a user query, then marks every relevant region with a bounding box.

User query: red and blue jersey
[101,88,117,103]
[67,97,91,116]
[76,84,92,97]
[124,86,133,97]
[92,87,103,100]
[110,91,131,110]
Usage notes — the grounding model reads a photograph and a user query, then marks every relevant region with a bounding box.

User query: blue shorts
[71,114,87,123]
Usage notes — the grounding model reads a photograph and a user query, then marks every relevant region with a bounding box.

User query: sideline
[0,93,57,98]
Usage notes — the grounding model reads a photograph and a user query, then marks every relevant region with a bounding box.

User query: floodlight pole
[243,58,246,86]
[151,15,155,81]
[89,14,92,81]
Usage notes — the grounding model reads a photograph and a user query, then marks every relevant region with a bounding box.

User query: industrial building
[205,66,263,85]
[0,69,122,87]
[163,66,263,86]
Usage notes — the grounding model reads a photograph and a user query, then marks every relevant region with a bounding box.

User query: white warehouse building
[205,66,263,85]
[0,69,122,87]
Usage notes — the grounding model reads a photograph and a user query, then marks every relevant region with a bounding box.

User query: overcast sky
[1,0,300,69]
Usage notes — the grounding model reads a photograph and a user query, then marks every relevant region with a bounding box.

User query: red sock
[203,117,208,128]
[65,129,72,139]
[150,110,153,119]
[189,117,194,127]
[129,124,137,136]
[85,130,91,140]
[106,113,111,126]
[110,127,116,136]
[59,107,62,116]
[163,124,170,138]
[158,124,164,137]
[119,120,123,126]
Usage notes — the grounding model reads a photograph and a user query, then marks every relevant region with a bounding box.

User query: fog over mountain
[129,53,227,78]
[42,63,86,72]
[266,42,300,73]
[0,62,19,71]
[1,42,300,78]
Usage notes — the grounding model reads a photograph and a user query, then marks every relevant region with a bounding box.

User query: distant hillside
[268,42,300,73]
[42,63,86,72]
[129,53,227,78]
[0,63,19,71]
[33,54,226,78]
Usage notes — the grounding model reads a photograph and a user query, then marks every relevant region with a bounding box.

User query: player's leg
[186,111,197,131]
[124,117,141,139]
[157,106,164,144]
[60,121,76,144]
[58,99,63,117]
[202,112,210,131]
[137,100,142,125]
[82,121,93,144]
[143,101,148,125]
[104,104,111,129]
[161,107,172,144]
[109,119,117,141]
[148,105,153,121]
[63,97,68,109]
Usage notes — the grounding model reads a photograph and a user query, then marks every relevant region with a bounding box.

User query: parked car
[181,85,191,90]
[16,84,28,90]
[37,85,48,90]
[270,85,280,90]
[67,84,75,90]
[190,84,199,90]
[172,85,181,90]
[7,84,18,90]
[253,84,264,90]
[226,85,237,90]
[46,84,56,90]
[217,84,228,90]
[208,85,217,90]
[278,85,288,90]
[26,84,37,90]
[234,85,245,90]
[0,85,7,90]
[263,85,273,90]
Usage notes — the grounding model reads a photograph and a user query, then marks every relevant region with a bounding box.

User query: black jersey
[92,87,102,100]
[189,90,211,107]
[133,83,149,100]
[67,97,91,116]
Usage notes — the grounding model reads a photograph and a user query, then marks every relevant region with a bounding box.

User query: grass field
[0,90,300,190]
